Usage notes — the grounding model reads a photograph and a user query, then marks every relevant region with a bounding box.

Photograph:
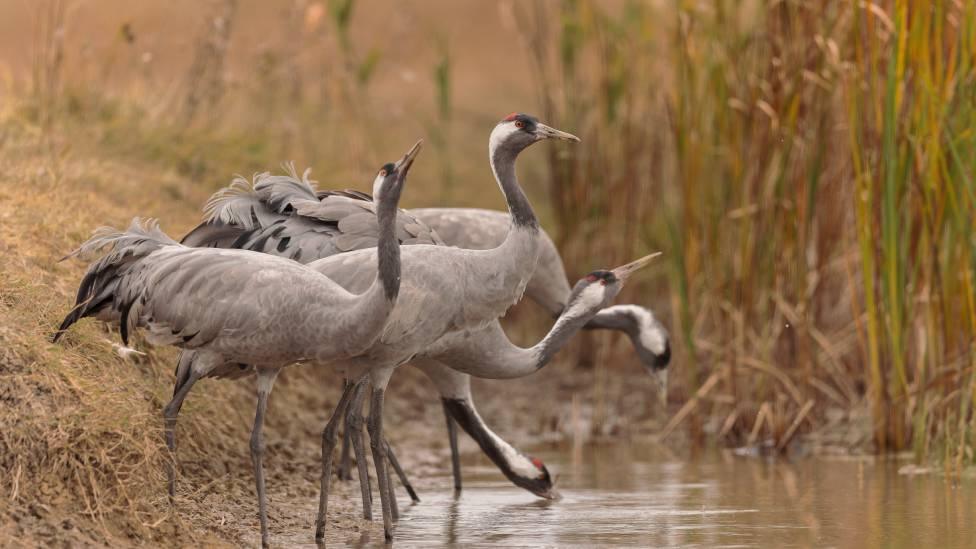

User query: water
[386,442,975,548]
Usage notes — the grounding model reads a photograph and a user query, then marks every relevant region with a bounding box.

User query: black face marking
[381,162,397,176]
[512,113,539,133]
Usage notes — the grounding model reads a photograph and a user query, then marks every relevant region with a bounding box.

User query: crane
[53,143,420,548]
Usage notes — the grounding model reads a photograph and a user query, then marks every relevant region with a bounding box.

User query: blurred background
[1,2,975,539]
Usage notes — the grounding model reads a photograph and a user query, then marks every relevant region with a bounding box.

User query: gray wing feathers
[66,217,179,262]
[198,166,443,262]
[203,176,276,230]
[180,221,246,248]
[55,218,181,342]
[252,163,320,213]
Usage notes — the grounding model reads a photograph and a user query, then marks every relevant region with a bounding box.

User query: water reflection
[392,442,974,548]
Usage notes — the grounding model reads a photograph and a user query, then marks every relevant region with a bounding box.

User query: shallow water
[385,442,974,548]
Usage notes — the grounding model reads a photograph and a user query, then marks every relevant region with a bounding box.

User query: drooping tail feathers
[203,163,318,230]
[52,218,179,343]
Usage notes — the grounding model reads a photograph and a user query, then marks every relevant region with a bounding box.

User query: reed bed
[515,0,976,464]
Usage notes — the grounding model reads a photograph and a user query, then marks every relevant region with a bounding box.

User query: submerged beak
[651,368,668,406]
[539,487,562,501]
[611,252,662,283]
[396,139,424,176]
[535,123,581,143]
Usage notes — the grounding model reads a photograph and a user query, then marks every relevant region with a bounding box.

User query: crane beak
[652,368,668,406]
[396,139,424,175]
[610,252,662,283]
[539,486,562,500]
[535,123,581,143]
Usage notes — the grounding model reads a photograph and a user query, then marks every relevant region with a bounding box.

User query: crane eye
[379,170,387,177]
[514,120,524,128]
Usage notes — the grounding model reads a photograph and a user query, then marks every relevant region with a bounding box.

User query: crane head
[490,113,580,157]
[565,252,662,319]
[372,139,423,202]
[510,454,559,500]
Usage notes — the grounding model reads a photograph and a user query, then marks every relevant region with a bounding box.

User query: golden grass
[0,104,229,544]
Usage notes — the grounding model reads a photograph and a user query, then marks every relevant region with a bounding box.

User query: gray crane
[53,143,420,548]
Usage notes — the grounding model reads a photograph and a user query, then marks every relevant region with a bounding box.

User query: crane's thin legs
[313,379,359,541]
[339,421,353,481]
[250,368,280,549]
[337,379,353,481]
[162,371,201,501]
[346,379,373,520]
[387,458,399,522]
[367,387,394,541]
[443,401,463,493]
[385,440,420,502]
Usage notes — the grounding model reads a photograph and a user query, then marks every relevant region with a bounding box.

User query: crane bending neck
[433,304,599,380]
[441,397,541,484]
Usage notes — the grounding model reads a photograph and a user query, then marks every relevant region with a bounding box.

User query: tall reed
[520,0,976,461]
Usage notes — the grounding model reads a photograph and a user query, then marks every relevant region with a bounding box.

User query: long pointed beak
[611,251,662,283]
[396,139,424,176]
[535,123,581,143]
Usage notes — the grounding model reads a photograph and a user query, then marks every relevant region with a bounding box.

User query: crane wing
[184,168,443,263]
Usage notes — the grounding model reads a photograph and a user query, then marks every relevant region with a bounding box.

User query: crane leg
[337,379,353,481]
[367,386,395,540]
[384,439,420,502]
[345,379,373,520]
[443,400,463,493]
[250,367,280,549]
[313,377,359,541]
[162,370,201,501]
[386,458,399,522]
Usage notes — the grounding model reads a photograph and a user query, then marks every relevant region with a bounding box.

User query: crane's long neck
[374,188,401,302]
[441,397,541,486]
[336,187,401,355]
[530,307,596,370]
[458,142,542,316]
[490,145,538,231]
[428,300,600,379]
